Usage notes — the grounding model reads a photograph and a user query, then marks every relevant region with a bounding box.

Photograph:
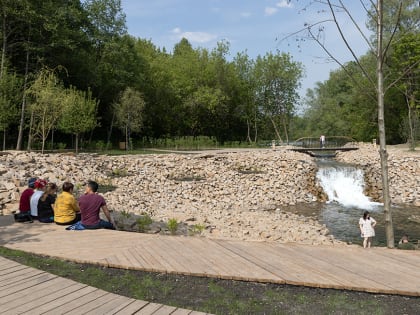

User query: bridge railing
[291,136,358,149]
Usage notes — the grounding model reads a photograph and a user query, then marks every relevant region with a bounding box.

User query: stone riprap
[336,143,419,206]
[0,150,338,244]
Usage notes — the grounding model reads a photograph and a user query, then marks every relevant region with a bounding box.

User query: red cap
[35,179,47,189]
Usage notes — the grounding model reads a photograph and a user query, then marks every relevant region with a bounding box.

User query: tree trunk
[246,118,252,143]
[282,116,289,144]
[106,112,115,150]
[16,38,31,150]
[75,133,79,154]
[405,93,416,151]
[377,0,394,248]
[2,127,6,151]
[269,116,283,143]
[254,111,258,143]
[0,9,7,81]
[125,124,128,151]
[27,110,34,152]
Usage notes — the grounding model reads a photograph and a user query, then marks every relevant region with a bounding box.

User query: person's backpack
[14,212,33,223]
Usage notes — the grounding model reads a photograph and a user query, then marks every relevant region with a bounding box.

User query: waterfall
[316,162,379,210]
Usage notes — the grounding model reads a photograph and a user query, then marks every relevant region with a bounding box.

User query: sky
[120,0,372,100]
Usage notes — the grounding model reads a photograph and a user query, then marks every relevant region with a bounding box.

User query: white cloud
[265,7,278,16]
[171,27,217,44]
[277,0,293,9]
[172,27,182,34]
[240,12,252,18]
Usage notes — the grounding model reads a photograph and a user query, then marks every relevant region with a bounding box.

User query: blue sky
[120,0,372,100]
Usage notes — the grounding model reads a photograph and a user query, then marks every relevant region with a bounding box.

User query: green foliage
[167,218,178,235]
[27,68,65,153]
[189,224,205,236]
[58,87,98,153]
[136,214,153,232]
[114,87,145,149]
[0,70,21,132]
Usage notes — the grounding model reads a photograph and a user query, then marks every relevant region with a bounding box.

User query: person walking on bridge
[320,135,326,148]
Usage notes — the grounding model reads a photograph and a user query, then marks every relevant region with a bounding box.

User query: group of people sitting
[16,178,115,230]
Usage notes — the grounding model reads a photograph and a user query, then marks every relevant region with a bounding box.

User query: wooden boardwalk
[0,256,208,315]
[1,219,420,299]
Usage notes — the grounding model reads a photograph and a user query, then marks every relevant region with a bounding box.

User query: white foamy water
[316,164,380,210]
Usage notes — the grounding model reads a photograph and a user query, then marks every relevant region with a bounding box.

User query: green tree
[27,68,64,153]
[253,52,303,143]
[390,32,420,150]
[0,69,21,149]
[114,87,145,150]
[59,87,98,153]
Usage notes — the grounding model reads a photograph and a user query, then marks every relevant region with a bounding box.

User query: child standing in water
[359,211,377,248]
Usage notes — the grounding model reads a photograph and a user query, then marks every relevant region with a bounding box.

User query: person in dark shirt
[15,177,37,222]
[79,180,115,229]
[38,182,58,223]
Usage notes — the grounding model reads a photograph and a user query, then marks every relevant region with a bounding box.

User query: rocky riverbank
[336,143,419,206]
[0,149,338,245]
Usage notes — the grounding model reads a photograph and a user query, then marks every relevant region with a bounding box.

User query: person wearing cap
[30,179,47,219]
[19,178,37,214]
[15,178,37,222]
[54,182,81,225]
[79,180,115,229]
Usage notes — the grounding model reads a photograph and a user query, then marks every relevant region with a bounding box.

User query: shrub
[137,214,153,232]
[167,218,178,235]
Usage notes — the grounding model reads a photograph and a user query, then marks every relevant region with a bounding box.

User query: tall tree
[27,68,64,153]
[114,87,145,150]
[59,87,98,153]
[0,69,21,149]
[253,52,303,143]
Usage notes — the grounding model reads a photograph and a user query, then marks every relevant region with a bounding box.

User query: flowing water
[284,159,420,246]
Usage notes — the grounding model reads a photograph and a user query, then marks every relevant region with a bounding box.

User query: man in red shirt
[19,178,36,213]
[15,178,37,223]
[79,180,115,229]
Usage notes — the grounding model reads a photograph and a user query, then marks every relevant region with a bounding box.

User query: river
[283,158,420,246]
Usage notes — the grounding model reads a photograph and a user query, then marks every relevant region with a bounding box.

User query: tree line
[1,0,418,152]
[0,0,304,151]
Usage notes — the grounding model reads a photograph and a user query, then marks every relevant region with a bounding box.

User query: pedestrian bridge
[289,136,359,157]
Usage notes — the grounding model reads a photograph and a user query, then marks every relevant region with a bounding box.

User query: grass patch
[1,247,419,314]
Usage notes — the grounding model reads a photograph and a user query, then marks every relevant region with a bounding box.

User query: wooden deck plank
[21,285,97,314]
[85,296,138,315]
[0,276,68,310]
[209,240,284,282]
[291,245,420,295]
[0,273,55,297]
[63,292,122,315]
[163,238,218,277]
[41,289,109,315]
[0,267,44,285]
[133,302,163,314]
[114,299,150,314]
[170,309,192,315]
[273,244,394,292]
[5,282,85,314]
[134,239,178,272]
[151,304,178,314]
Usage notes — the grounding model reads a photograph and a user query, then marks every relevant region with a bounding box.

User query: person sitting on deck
[79,180,115,230]
[14,177,37,222]
[30,179,47,220]
[54,182,81,225]
[37,182,58,223]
